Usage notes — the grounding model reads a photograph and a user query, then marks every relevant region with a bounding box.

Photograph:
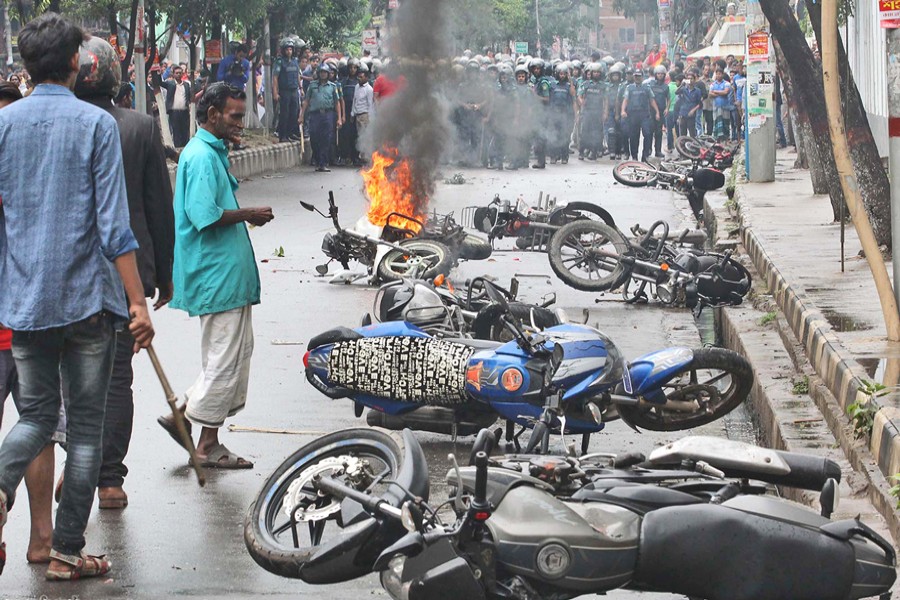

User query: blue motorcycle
[304,283,752,453]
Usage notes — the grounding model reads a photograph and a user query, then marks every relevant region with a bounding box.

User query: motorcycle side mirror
[316,264,329,275]
[401,501,424,533]
[372,531,426,572]
[820,478,840,519]
[300,201,316,212]
[550,343,564,373]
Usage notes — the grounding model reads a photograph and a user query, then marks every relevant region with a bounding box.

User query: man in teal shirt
[161,83,274,469]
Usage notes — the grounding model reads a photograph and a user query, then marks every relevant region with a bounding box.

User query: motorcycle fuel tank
[486,485,639,592]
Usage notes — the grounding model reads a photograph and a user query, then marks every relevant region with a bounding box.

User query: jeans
[0,313,115,555]
[666,111,678,150]
[99,329,134,489]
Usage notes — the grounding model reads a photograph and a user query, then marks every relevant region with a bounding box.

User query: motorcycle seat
[441,338,502,350]
[327,336,475,405]
[308,326,363,350]
[571,483,704,513]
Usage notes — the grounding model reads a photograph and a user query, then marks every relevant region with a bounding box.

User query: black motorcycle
[244,427,896,600]
[548,219,751,311]
[463,194,616,250]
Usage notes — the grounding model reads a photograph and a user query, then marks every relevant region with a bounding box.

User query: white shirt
[172,81,188,111]
[351,82,375,117]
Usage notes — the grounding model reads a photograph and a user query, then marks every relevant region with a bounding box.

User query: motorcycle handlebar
[473,451,489,509]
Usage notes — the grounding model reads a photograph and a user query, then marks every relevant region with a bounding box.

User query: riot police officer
[647,65,670,158]
[300,64,342,172]
[530,58,552,169]
[578,63,607,160]
[273,38,301,142]
[488,64,515,170]
[605,65,625,160]
[620,68,659,161]
[548,63,576,164]
[338,58,360,165]
[507,64,533,170]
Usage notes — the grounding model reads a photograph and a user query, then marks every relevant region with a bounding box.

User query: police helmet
[467,59,480,70]
[613,61,626,72]
[554,62,570,76]
[348,57,360,68]
[317,63,330,74]
[339,57,348,68]
[292,36,307,49]
[630,68,642,78]
[487,63,499,73]
[474,54,484,63]
[357,62,369,74]
[654,65,667,76]
[571,59,583,71]
[463,49,473,58]
[514,64,529,76]
[372,58,382,72]
[498,64,513,78]
[361,56,374,69]
[602,55,615,65]
[529,58,545,71]
[516,56,527,66]
[75,36,121,99]
[279,38,295,49]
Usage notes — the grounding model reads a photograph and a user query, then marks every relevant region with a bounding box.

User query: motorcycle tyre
[376,240,453,282]
[549,201,617,229]
[458,233,493,261]
[674,136,704,159]
[617,348,752,431]
[549,220,632,292]
[244,428,404,581]
[612,161,659,187]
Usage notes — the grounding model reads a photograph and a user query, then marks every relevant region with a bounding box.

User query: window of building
[619,28,635,42]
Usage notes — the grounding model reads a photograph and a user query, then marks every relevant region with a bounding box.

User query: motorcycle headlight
[380,556,410,600]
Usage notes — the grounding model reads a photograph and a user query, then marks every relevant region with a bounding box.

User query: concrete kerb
[166,141,303,187]
[729,185,900,520]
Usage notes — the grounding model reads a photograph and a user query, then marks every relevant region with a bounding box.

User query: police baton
[146,345,206,486]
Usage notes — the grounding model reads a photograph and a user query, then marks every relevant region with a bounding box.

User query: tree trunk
[120,0,139,79]
[107,0,117,38]
[773,40,811,171]
[759,0,845,221]
[47,0,59,13]
[805,0,892,248]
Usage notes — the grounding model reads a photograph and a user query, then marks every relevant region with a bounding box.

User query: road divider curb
[167,141,302,186]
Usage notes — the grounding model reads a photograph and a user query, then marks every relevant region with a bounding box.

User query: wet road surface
[0,159,754,599]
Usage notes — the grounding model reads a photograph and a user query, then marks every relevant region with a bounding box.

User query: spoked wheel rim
[383,251,439,276]
[615,162,658,184]
[639,364,740,427]
[558,227,623,284]
[257,443,399,553]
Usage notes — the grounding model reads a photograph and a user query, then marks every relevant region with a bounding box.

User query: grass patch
[791,375,809,395]
[758,311,777,326]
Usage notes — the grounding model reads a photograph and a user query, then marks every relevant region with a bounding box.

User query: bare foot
[26,538,52,564]
[98,486,128,509]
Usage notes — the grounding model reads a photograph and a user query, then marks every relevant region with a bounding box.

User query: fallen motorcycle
[548,219,751,311]
[304,283,752,441]
[244,427,896,600]
[302,192,491,284]
[612,161,725,219]
[675,134,739,168]
[462,193,615,251]
[365,276,564,342]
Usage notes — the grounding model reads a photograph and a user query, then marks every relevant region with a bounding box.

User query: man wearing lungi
[159,83,274,469]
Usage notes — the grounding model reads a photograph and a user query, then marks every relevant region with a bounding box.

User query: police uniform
[306,80,340,169]
[454,79,487,166]
[532,75,552,167]
[647,80,670,157]
[488,80,515,169]
[274,53,301,141]
[622,81,654,161]
[606,79,625,158]
[338,71,359,164]
[578,79,606,159]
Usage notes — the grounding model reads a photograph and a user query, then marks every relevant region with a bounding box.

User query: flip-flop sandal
[157,415,192,451]
[45,549,112,581]
[192,444,253,470]
[98,490,128,510]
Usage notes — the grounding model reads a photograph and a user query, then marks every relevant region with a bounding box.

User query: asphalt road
[0,158,755,599]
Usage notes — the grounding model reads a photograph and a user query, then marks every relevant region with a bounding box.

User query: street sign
[514,41,528,54]
[747,30,769,62]
[880,0,900,26]
[388,0,399,8]
[371,15,385,27]
[205,39,222,62]
[362,29,379,54]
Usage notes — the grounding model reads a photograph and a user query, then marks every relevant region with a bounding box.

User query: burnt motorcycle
[549,219,751,312]
[462,194,615,251]
[302,192,491,284]
[244,426,896,600]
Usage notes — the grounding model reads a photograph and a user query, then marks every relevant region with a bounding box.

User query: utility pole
[889,29,900,310]
[263,14,273,132]
[134,0,147,115]
[744,0,775,182]
[535,0,542,57]
[3,1,12,75]
[822,0,900,340]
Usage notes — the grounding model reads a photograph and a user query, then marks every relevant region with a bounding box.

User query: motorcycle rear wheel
[613,161,659,187]
[549,220,632,292]
[458,233,493,260]
[377,239,453,282]
[675,136,704,159]
[244,428,404,580]
[549,201,617,229]
[618,348,752,431]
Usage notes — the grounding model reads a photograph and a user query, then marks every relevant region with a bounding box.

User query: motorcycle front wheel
[612,161,659,187]
[549,201,617,229]
[244,428,404,580]
[548,220,632,292]
[458,233,493,260]
[675,136,704,159]
[617,348,752,431]
[377,239,453,282]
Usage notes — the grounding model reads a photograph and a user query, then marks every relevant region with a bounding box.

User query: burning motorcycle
[302,192,477,284]
[548,219,751,311]
[244,426,896,600]
[365,277,564,342]
[304,283,752,442]
[462,194,616,250]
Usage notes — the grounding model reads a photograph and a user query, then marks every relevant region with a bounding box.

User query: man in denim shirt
[0,13,154,581]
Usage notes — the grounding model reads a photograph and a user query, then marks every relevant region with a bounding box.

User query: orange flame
[362,148,426,233]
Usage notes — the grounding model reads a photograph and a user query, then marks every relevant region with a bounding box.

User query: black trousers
[277,92,299,140]
[169,110,190,148]
[98,329,134,489]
